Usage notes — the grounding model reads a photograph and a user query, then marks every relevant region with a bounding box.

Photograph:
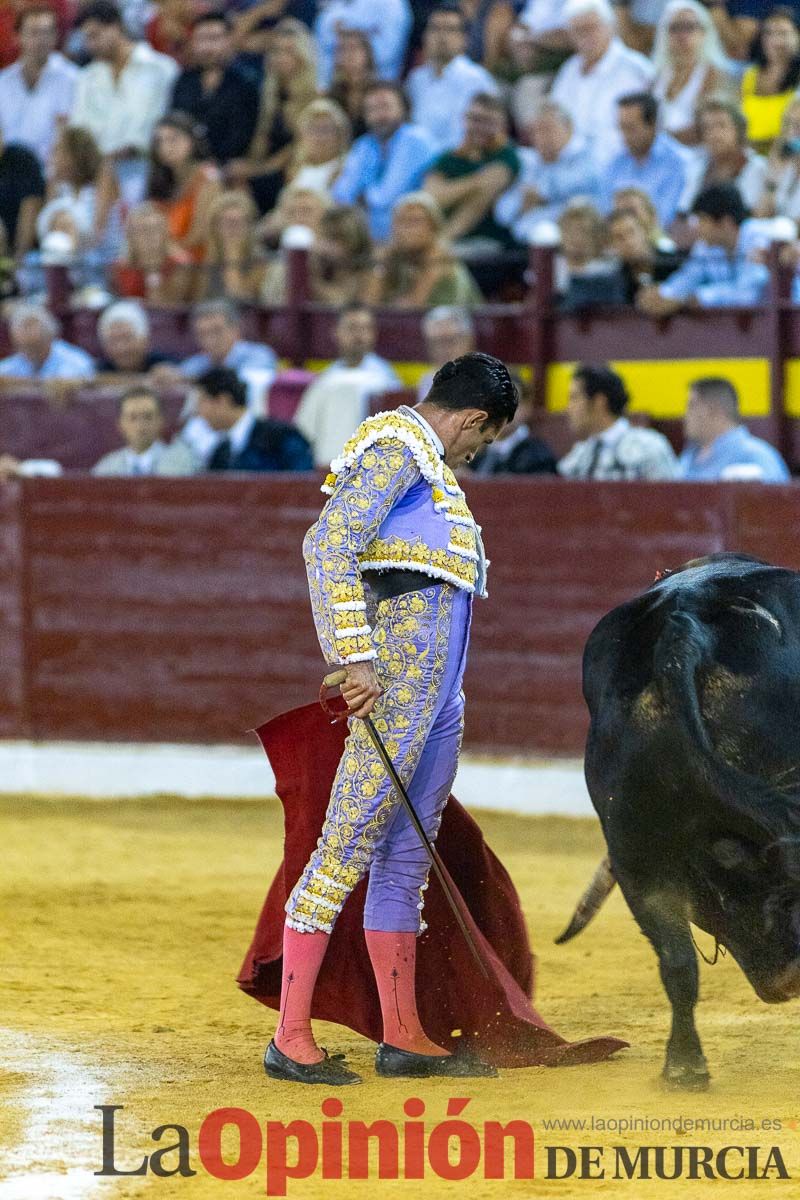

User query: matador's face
[445,415,503,468]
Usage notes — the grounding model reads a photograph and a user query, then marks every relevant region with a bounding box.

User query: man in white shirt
[406,6,499,155]
[93,387,199,476]
[550,0,654,168]
[70,0,178,205]
[0,8,77,166]
[558,362,678,479]
[294,304,400,467]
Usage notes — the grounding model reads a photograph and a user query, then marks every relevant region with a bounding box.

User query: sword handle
[323,668,348,688]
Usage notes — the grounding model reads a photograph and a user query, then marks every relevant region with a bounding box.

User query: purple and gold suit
[285,406,488,936]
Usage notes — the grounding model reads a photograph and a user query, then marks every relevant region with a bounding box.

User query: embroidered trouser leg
[285,584,471,935]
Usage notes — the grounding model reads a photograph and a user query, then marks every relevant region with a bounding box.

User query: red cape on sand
[236,699,629,1068]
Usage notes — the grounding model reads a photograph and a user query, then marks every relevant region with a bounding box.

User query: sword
[321,668,491,980]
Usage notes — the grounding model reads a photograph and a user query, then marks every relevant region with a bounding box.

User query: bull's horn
[554,855,616,944]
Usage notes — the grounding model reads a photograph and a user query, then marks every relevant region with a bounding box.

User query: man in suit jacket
[92,387,199,476]
[198,367,313,472]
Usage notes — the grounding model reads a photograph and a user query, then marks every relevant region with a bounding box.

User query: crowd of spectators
[1,0,800,482]
[3,0,800,314]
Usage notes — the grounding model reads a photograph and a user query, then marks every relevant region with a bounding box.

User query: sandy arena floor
[2,795,800,1199]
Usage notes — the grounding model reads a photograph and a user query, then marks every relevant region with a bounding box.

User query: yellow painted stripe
[546,359,772,418]
[783,359,800,416]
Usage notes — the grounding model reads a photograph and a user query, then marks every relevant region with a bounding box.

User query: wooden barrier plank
[10,477,799,756]
[0,482,26,736]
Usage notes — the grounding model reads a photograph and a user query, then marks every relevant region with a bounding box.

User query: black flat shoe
[264,1040,362,1085]
[375,1043,498,1078]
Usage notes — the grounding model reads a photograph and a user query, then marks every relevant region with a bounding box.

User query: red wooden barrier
[2,477,800,754]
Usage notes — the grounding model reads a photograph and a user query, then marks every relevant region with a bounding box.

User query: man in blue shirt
[599,92,687,228]
[679,376,790,482]
[180,298,277,380]
[637,183,770,316]
[331,82,436,241]
[0,303,95,382]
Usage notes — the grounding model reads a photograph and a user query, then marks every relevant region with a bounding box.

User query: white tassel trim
[286,914,334,934]
[327,420,445,490]
[335,649,377,664]
[313,870,358,889]
[444,511,476,527]
[332,600,367,611]
[363,561,475,592]
[334,624,372,638]
[446,542,480,561]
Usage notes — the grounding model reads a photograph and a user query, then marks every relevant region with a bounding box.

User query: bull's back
[582,560,800,838]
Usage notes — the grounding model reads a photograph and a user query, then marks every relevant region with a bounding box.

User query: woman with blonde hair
[286,98,351,194]
[204,190,266,301]
[259,201,373,306]
[612,187,667,247]
[651,0,731,146]
[226,17,319,213]
[364,192,483,308]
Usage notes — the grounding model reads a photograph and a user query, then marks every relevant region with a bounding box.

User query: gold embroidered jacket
[302,408,487,665]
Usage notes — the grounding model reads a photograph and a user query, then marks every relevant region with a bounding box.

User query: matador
[265,351,518,1084]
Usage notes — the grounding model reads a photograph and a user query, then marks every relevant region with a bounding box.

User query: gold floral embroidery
[360,537,479,589]
[285,585,455,934]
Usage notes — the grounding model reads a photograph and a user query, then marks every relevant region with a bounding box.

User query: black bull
[557,553,800,1090]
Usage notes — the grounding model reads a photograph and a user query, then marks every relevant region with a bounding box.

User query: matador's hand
[340,661,383,719]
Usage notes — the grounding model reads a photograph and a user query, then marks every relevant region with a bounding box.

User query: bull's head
[700,835,800,1003]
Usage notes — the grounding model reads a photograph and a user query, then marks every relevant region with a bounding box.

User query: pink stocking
[365,929,450,1056]
[274,924,330,1064]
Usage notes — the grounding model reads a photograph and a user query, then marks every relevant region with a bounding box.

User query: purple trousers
[285,582,472,935]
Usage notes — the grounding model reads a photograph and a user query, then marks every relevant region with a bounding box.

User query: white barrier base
[0,741,594,816]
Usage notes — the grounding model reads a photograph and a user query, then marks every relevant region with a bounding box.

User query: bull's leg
[627,891,710,1091]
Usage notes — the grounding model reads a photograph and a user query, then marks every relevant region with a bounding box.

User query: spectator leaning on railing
[677,376,791,481]
[95,300,176,379]
[0,302,95,385]
[557,362,679,480]
[636,183,771,315]
[92,386,200,476]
